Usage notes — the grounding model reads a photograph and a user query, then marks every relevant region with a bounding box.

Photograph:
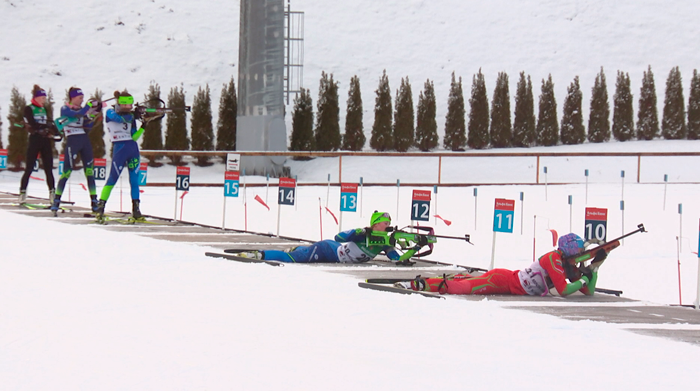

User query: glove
[357,227,373,238]
[579,275,590,286]
[141,119,149,130]
[579,265,593,281]
[134,108,143,120]
[591,249,608,271]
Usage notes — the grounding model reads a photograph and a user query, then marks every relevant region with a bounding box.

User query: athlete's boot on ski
[238,251,262,260]
[131,199,143,221]
[393,281,413,290]
[49,189,55,205]
[394,276,427,291]
[95,200,106,223]
[18,190,26,205]
[50,195,61,216]
[90,195,99,213]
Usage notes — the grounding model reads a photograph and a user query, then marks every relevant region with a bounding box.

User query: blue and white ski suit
[262,228,400,263]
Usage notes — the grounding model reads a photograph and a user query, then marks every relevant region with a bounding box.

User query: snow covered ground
[2,141,700,389]
[2,206,699,390]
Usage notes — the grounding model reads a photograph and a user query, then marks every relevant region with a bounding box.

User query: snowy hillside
[2,0,700,147]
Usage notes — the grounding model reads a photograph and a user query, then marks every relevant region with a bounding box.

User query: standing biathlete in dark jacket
[404,233,607,296]
[51,87,102,213]
[95,90,147,222]
[19,85,56,204]
[240,211,404,263]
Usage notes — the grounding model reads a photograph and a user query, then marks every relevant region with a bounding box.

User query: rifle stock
[366,225,471,258]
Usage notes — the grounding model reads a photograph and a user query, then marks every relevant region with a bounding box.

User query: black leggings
[20,133,55,191]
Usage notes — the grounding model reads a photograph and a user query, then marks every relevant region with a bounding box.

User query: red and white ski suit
[421,250,593,296]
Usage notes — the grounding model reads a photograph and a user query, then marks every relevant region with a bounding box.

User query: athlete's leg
[263,240,340,263]
[39,138,55,191]
[126,154,140,200]
[99,143,126,202]
[19,136,41,192]
[261,250,296,262]
[80,140,97,197]
[55,143,75,197]
[422,269,517,295]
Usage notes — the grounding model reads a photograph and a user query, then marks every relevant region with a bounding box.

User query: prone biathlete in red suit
[408,233,606,296]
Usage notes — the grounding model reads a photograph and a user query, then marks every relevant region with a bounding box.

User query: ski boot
[131,199,144,222]
[50,195,61,217]
[18,190,27,205]
[394,275,427,291]
[90,195,99,213]
[237,251,263,260]
[49,189,55,205]
[393,281,413,290]
[95,200,107,224]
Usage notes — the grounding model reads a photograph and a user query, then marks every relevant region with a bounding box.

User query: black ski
[205,252,285,267]
[596,288,623,297]
[14,203,72,214]
[365,279,621,296]
[357,282,444,299]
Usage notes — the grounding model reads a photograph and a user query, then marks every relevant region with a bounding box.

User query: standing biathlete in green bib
[95,91,149,222]
[19,85,57,204]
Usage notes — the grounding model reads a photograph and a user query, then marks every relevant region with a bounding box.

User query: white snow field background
[3,141,700,389]
[3,0,700,389]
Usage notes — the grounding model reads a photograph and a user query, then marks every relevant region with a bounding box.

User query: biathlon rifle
[134,98,191,118]
[566,223,647,265]
[14,121,63,141]
[366,225,473,259]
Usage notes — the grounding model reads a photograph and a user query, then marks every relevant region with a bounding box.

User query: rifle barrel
[604,224,646,244]
[433,234,474,245]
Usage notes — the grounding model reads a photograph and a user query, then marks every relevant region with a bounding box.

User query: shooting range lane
[3,191,700,347]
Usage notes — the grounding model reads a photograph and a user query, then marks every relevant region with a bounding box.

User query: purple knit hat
[33,87,47,98]
[69,88,84,99]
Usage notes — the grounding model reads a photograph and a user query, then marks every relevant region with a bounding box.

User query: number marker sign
[224,171,240,198]
[490,198,515,270]
[0,149,7,169]
[276,177,297,236]
[222,170,240,229]
[411,190,431,222]
[94,158,107,181]
[138,162,148,186]
[176,167,190,191]
[340,183,358,212]
[278,177,296,206]
[493,198,515,233]
[584,207,608,242]
[174,166,191,220]
[58,154,64,176]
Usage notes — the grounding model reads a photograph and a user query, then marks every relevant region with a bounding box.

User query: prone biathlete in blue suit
[243,211,405,263]
[95,90,147,222]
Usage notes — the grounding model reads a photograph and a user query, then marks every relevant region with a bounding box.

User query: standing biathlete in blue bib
[51,87,102,214]
[241,212,412,263]
[95,90,149,222]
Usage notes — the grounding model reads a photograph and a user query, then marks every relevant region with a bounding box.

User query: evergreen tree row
[290,66,700,153]
[5,67,700,165]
